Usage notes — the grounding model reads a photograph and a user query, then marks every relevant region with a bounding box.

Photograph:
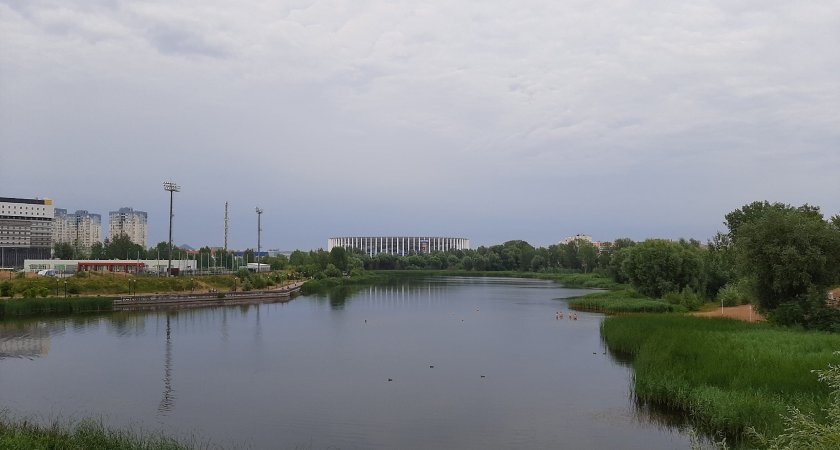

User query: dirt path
[692,304,765,322]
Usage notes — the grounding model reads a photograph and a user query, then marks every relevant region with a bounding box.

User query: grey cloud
[1,0,838,250]
[144,24,229,58]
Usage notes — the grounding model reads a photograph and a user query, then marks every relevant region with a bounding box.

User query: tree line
[53,200,840,330]
[284,201,840,330]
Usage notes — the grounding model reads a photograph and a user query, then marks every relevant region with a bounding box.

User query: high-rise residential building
[109,207,148,247]
[0,197,54,268]
[53,208,102,249]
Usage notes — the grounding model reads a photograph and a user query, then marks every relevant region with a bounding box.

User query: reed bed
[0,297,113,317]
[600,315,840,442]
[0,415,192,450]
[568,289,683,313]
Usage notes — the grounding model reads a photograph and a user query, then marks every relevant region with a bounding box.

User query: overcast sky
[1,0,838,251]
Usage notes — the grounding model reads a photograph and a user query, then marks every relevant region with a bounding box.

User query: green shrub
[0,281,12,297]
[662,288,704,311]
[717,280,752,307]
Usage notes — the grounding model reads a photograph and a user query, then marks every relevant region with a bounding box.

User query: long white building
[328,236,469,257]
[109,207,148,247]
[53,209,102,249]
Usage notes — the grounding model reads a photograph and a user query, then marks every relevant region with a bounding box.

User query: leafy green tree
[54,242,74,259]
[607,238,636,282]
[148,241,171,260]
[90,241,105,259]
[620,239,704,298]
[577,241,598,273]
[289,250,308,267]
[324,263,342,278]
[104,234,146,260]
[731,203,840,325]
[329,247,349,272]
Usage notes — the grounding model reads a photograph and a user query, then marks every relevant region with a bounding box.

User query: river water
[0,277,692,449]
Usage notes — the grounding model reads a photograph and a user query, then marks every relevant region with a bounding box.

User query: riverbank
[566,289,683,313]
[600,314,840,443]
[692,304,765,322]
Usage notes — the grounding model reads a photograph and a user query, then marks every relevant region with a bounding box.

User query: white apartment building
[109,207,148,247]
[53,209,102,249]
[0,197,54,267]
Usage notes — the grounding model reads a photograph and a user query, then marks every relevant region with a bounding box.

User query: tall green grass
[0,415,193,450]
[0,297,113,317]
[601,315,840,442]
[568,289,684,313]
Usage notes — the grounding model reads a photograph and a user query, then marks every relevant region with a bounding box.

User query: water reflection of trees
[312,280,450,310]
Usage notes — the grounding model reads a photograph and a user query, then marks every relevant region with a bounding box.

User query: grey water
[0,277,692,449]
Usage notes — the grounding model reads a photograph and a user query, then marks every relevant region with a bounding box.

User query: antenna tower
[224,201,229,252]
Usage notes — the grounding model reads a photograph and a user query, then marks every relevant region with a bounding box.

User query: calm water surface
[0,277,691,449]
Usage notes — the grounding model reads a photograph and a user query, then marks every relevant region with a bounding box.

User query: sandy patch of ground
[692,304,765,322]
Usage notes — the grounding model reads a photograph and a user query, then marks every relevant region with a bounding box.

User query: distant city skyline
[2,1,838,250]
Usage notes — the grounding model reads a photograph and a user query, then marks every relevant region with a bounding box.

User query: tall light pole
[163,181,180,276]
[255,207,263,271]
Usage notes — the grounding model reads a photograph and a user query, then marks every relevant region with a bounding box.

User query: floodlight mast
[256,207,263,270]
[163,182,180,276]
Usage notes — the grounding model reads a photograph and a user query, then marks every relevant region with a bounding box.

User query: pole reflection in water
[157,313,175,416]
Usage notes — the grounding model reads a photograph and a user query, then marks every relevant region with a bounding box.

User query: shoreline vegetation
[4,196,840,448]
[0,415,194,450]
[601,315,840,445]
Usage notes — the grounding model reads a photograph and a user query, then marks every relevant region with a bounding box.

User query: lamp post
[255,207,263,272]
[163,181,180,276]
[64,281,67,299]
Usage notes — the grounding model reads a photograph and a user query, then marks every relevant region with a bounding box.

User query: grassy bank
[1,273,238,298]
[600,315,840,442]
[568,289,684,313]
[0,415,192,450]
[0,297,113,318]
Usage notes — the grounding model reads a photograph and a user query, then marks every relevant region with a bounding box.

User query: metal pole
[163,181,180,276]
[256,207,263,272]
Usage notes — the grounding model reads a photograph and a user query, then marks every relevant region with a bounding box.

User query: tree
[289,250,308,267]
[54,242,74,259]
[90,241,105,259]
[104,234,146,260]
[149,241,171,261]
[329,247,349,272]
[620,239,704,298]
[732,203,840,321]
[607,238,636,282]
